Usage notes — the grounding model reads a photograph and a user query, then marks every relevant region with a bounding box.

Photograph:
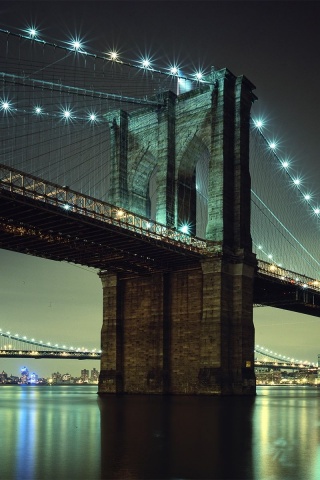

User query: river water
[0,385,319,480]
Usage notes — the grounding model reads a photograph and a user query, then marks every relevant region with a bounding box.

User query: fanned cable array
[1,26,320,280]
[250,125,320,280]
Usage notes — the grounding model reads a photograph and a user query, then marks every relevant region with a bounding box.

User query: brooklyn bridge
[1,28,320,395]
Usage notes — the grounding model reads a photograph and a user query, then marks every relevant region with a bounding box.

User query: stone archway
[177,135,210,237]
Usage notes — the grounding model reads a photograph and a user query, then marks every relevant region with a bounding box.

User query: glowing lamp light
[170,66,179,75]
[258,245,262,250]
[63,204,70,210]
[180,224,189,234]
[28,28,38,38]
[63,110,71,119]
[116,209,124,218]
[293,178,301,186]
[313,207,320,215]
[254,119,264,129]
[268,254,273,259]
[109,51,119,61]
[281,160,289,169]
[195,71,203,80]
[141,58,151,68]
[34,106,42,115]
[269,141,277,150]
[71,40,82,51]
[304,193,311,201]
[1,101,11,111]
[88,113,97,122]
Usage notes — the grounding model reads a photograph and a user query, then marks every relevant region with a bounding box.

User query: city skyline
[0,364,100,383]
[1,1,320,376]
[1,249,319,378]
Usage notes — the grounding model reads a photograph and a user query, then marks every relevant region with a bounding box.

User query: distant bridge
[0,329,317,371]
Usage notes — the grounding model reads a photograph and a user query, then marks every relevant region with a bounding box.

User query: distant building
[29,372,38,384]
[81,369,89,382]
[20,366,29,384]
[90,368,99,382]
[0,370,7,383]
[51,372,62,384]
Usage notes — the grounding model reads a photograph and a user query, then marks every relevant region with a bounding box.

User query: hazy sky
[1,1,320,376]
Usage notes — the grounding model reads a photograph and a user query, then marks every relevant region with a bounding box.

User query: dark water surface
[0,385,319,480]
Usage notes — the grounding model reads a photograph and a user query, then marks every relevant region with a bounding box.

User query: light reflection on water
[0,386,100,480]
[253,386,320,480]
[0,385,319,479]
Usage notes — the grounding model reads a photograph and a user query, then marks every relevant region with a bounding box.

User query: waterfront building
[81,369,89,382]
[90,368,99,383]
[20,366,29,384]
[51,372,62,384]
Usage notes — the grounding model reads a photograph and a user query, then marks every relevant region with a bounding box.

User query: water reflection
[253,387,320,480]
[0,386,100,480]
[98,394,255,479]
[0,386,319,479]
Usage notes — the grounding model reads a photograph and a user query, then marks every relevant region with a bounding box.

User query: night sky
[1,0,320,377]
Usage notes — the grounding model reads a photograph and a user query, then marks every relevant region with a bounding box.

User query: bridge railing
[257,259,320,293]
[0,163,207,254]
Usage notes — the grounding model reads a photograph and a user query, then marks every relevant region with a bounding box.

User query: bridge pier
[99,251,255,395]
[98,67,257,395]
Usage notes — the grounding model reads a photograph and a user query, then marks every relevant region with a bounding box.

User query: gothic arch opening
[177,136,209,238]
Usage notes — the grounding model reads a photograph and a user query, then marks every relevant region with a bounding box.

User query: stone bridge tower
[99,68,257,395]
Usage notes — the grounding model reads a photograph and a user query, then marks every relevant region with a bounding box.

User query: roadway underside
[0,189,203,274]
[254,273,320,317]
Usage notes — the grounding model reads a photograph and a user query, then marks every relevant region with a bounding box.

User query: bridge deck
[0,188,205,274]
[254,271,320,316]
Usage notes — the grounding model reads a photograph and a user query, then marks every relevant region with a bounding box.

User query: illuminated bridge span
[2,164,320,307]
[0,329,317,373]
[254,345,317,369]
[0,328,317,371]
[0,163,207,274]
[1,27,320,395]
[0,328,101,359]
